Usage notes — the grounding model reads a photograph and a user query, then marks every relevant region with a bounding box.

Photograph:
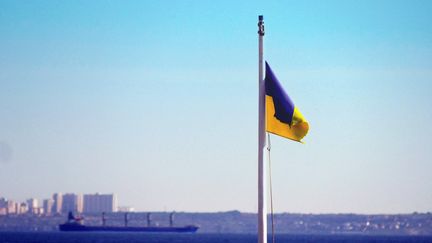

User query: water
[1,232,432,243]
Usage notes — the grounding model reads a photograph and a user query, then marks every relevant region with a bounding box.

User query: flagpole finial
[258,15,265,36]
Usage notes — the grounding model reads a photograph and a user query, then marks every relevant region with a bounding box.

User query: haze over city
[1,1,432,214]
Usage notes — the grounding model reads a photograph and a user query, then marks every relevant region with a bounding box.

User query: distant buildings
[0,198,7,208]
[61,193,83,214]
[52,193,62,214]
[26,198,39,214]
[18,202,28,214]
[6,200,18,214]
[0,192,123,215]
[0,197,40,215]
[43,199,54,215]
[0,198,7,215]
[0,200,32,215]
[83,193,117,213]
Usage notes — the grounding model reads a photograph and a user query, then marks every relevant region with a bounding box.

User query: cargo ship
[59,212,199,233]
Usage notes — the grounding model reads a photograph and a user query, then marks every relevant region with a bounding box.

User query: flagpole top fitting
[258,15,265,36]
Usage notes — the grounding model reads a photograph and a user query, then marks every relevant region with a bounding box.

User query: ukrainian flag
[265,62,309,142]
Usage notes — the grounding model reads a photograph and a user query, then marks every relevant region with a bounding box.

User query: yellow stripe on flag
[266,95,309,142]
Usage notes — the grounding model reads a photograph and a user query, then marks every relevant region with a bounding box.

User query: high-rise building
[13,202,20,214]
[6,200,17,214]
[0,197,7,215]
[83,193,117,213]
[26,198,38,214]
[52,193,63,214]
[43,199,54,215]
[0,197,7,208]
[77,194,83,213]
[0,197,7,214]
[18,202,28,214]
[61,193,82,214]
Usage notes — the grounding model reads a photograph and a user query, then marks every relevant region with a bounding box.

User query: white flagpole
[257,15,267,243]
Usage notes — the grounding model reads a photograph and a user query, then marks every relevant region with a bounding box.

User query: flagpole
[257,15,267,243]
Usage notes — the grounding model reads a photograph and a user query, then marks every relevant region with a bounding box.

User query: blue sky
[1,0,431,213]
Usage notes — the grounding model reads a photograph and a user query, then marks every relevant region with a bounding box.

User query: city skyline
[1,1,432,214]
[0,192,120,215]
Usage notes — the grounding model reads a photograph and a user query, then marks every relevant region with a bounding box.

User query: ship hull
[59,223,199,233]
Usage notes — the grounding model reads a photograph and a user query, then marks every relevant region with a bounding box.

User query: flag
[265,62,309,142]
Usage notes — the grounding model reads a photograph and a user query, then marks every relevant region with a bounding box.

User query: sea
[1,232,432,243]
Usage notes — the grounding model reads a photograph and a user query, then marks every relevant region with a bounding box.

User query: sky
[1,0,432,214]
